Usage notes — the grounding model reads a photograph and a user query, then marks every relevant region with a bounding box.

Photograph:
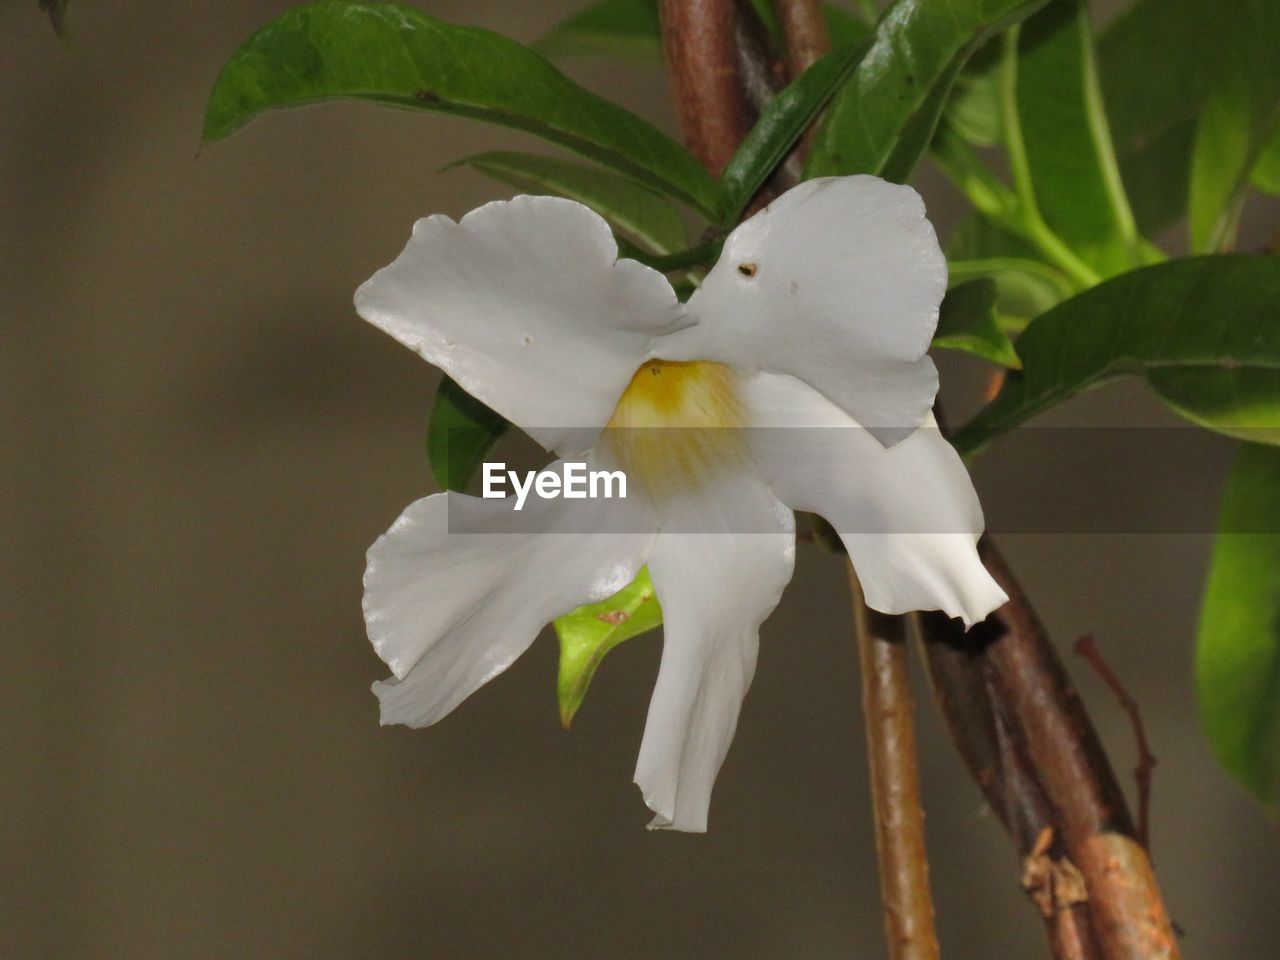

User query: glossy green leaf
[555,567,662,727]
[1187,2,1280,252]
[426,377,509,492]
[1014,0,1139,276]
[719,39,872,223]
[932,278,1020,368]
[806,0,1049,183]
[1196,442,1280,806]
[953,255,1280,458]
[451,151,688,254]
[202,1,721,217]
[534,0,661,60]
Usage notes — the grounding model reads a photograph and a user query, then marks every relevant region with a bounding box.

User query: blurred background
[3,1,1278,957]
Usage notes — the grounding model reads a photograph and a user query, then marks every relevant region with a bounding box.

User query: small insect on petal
[737,262,758,278]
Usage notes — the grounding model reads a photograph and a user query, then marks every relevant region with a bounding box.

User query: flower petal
[356,196,682,456]
[742,371,1006,627]
[633,472,795,832]
[366,459,656,727]
[652,176,946,446]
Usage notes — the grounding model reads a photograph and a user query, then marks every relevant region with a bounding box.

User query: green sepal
[555,567,662,728]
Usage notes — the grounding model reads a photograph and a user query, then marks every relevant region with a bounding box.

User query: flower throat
[603,360,746,493]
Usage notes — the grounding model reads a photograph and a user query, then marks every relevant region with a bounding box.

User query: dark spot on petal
[737,262,758,278]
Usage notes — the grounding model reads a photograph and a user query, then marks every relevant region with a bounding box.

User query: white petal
[742,372,1006,627]
[653,176,946,446]
[633,472,795,832]
[366,459,656,728]
[356,195,681,456]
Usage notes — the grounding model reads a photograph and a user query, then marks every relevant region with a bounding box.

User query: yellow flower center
[603,360,745,494]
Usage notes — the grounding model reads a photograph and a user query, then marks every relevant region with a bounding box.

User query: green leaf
[426,377,508,492]
[202,1,721,217]
[1099,1,1213,236]
[932,278,1020,368]
[555,567,662,727]
[719,39,872,223]
[806,0,1049,183]
[931,122,1019,221]
[1196,442,1280,806]
[953,255,1280,458]
[534,0,662,60]
[1097,0,1202,234]
[824,5,873,48]
[946,215,1075,328]
[1014,0,1140,276]
[944,63,1003,149]
[1187,2,1280,252]
[1099,0,1280,237]
[451,151,689,254]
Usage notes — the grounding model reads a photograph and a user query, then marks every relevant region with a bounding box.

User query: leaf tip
[559,702,577,730]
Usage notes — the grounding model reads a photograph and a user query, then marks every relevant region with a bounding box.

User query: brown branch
[919,612,1101,960]
[658,6,1179,959]
[1074,635,1157,851]
[852,572,940,960]
[733,0,787,111]
[659,0,754,175]
[975,539,1180,960]
[775,0,830,75]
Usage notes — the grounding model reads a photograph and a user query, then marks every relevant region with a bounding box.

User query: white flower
[355,176,1008,832]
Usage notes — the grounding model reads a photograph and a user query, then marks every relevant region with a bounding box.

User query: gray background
[4,1,1278,957]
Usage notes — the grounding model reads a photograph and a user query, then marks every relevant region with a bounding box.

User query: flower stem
[850,571,940,960]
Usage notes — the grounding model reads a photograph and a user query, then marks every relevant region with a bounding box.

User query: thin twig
[1074,635,1157,850]
[852,573,940,960]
